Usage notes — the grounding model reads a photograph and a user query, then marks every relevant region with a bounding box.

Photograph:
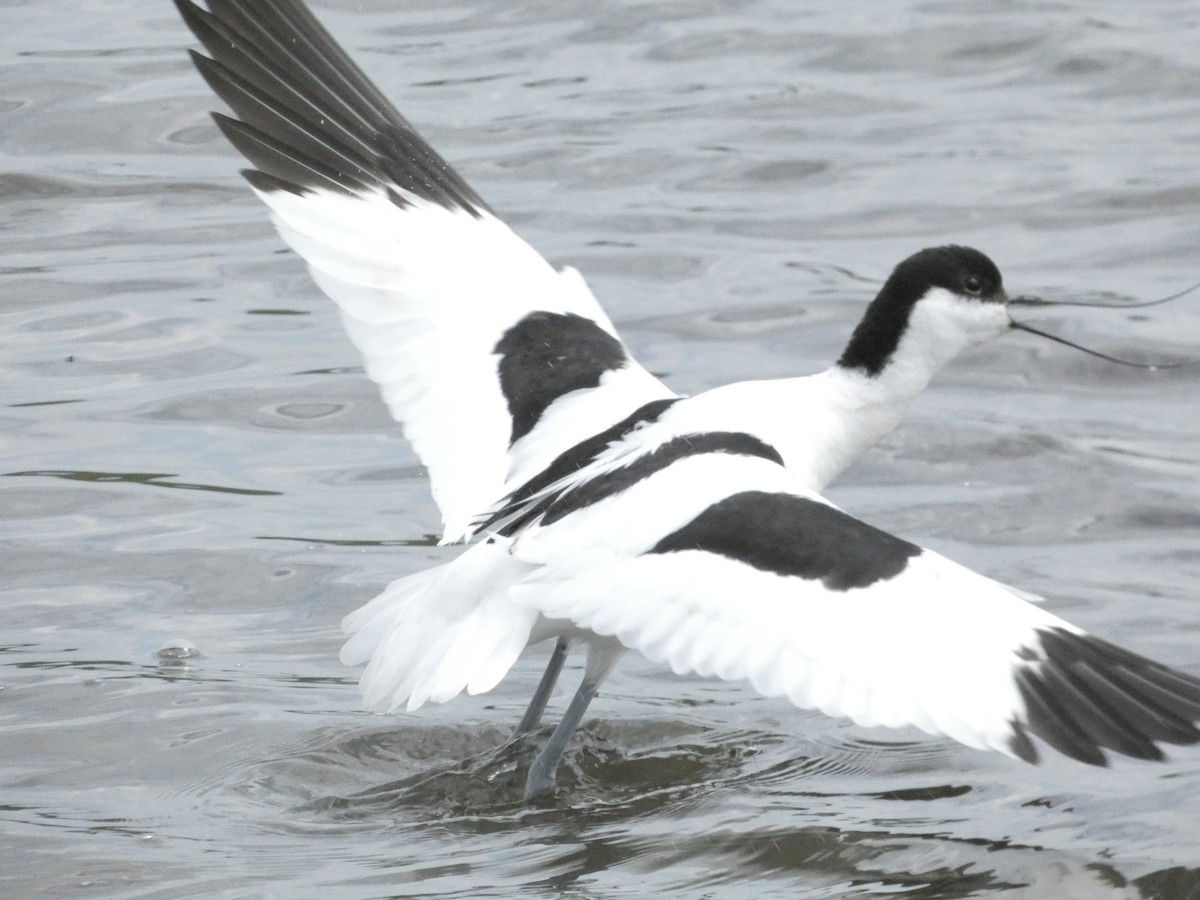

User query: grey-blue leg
[514,637,569,736]
[524,674,600,802]
[523,636,626,803]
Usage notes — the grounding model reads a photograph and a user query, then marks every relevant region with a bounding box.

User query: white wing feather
[340,540,540,712]
[177,0,674,541]
[512,548,1071,754]
[253,185,671,539]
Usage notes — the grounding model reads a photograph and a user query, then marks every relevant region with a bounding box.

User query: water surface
[3,1,1200,896]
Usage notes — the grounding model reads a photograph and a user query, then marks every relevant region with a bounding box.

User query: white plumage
[176,0,1200,802]
[251,185,673,541]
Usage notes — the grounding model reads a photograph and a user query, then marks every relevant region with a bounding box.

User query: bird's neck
[669,299,1001,492]
[800,306,994,487]
[825,359,942,475]
[756,336,966,492]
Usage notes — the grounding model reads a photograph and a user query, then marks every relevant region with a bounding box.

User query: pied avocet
[175,0,1200,802]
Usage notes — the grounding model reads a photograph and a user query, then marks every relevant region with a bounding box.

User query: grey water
[3,0,1200,896]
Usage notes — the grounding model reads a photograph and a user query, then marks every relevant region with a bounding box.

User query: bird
[174,0,1200,803]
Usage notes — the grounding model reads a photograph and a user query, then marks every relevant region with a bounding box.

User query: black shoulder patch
[650,490,920,590]
[1012,626,1200,766]
[538,432,784,528]
[176,0,489,213]
[478,398,678,537]
[494,312,629,445]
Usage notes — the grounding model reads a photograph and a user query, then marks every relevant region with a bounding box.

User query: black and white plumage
[175,0,1200,801]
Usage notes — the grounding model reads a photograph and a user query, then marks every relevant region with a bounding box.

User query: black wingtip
[175,0,491,215]
[1007,720,1040,764]
[210,112,367,196]
[1014,627,1200,766]
[172,0,202,27]
[242,168,307,197]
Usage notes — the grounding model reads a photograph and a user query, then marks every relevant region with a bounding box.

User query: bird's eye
[963,275,983,295]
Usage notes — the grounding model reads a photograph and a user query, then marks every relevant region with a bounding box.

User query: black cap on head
[838,245,1005,375]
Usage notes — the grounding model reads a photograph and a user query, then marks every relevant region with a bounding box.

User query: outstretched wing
[510,470,1200,765]
[175,0,674,540]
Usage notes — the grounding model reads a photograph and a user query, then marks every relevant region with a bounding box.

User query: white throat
[676,289,1011,492]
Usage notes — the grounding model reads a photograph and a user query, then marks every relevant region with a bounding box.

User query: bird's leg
[524,637,624,803]
[524,673,599,803]
[513,637,569,736]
